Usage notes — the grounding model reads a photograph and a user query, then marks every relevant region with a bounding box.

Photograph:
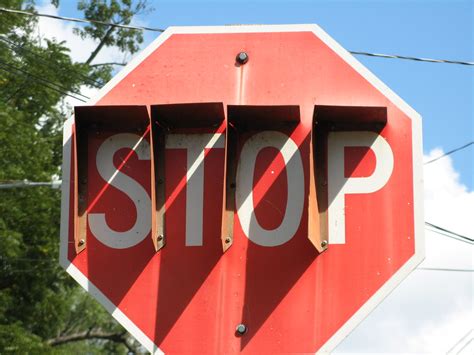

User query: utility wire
[457,339,474,355]
[2,181,473,247]
[0,58,89,99]
[425,224,474,244]
[447,330,474,355]
[427,228,474,246]
[13,256,474,275]
[1,182,473,245]
[0,60,88,102]
[349,51,474,66]
[1,7,473,67]
[1,256,56,262]
[424,141,474,165]
[0,7,165,32]
[417,267,473,273]
[425,222,474,244]
[0,35,103,88]
[0,180,61,189]
[3,258,472,273]
[2,265,60,273]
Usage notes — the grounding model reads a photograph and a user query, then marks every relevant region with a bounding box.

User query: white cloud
[407,310,473,354]
[424,148,474,237]
[335,149,473,354]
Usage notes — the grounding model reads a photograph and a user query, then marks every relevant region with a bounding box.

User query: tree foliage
[75,0,151,64]
[0,0,151,353]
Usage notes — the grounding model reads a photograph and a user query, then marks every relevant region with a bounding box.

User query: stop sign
[60,25,424,353]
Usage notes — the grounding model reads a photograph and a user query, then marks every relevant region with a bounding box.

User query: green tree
[0,1,152,353]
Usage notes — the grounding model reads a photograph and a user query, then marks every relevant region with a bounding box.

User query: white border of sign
[60,24,424,354]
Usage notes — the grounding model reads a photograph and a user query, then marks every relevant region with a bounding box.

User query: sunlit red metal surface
[65,28,420,353]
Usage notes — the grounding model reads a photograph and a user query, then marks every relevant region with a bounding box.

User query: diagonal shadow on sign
[80,122,383,351]
[238,130,321,350]
[312,123,384,253]
[153,132,225,349]
[239,124,382,351]
[85,127,156,311]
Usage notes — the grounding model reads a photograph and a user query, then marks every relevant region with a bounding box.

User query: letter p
[327,131,394,244]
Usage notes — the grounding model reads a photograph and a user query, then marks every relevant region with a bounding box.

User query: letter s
[89,133,151,249]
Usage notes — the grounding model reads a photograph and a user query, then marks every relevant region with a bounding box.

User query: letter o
[236,131,304,247]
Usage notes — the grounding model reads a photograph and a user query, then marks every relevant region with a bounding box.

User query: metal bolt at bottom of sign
[235,323,247,336]
[78,239,85,246]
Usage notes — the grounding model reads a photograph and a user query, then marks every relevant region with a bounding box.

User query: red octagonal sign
[60,25,424,353]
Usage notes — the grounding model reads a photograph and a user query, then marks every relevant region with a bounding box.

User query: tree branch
[89,62,127,67]
[47,330,126,347]
[85,25,115,65]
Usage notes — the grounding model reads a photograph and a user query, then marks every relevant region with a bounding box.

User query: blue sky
[59,0,474,188]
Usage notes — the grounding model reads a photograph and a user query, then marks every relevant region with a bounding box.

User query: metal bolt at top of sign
[236,52,249,65]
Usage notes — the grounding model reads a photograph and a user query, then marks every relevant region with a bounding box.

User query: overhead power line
[349,51,474,66]
[0,59,89,102]
[2,254,473,273]
[0,256,56,262]
[447,329,474,355]
[0,35,103,88]
[0,7,165,32]
[2,265,59,274]
[1,7,473,67]
[2,180,472,246]
[0,59,89,99]
[427,228,474,245]
[425,222,474,245]
[0,180,61,189]
[417,267,474,273]
[424,141,474,165]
